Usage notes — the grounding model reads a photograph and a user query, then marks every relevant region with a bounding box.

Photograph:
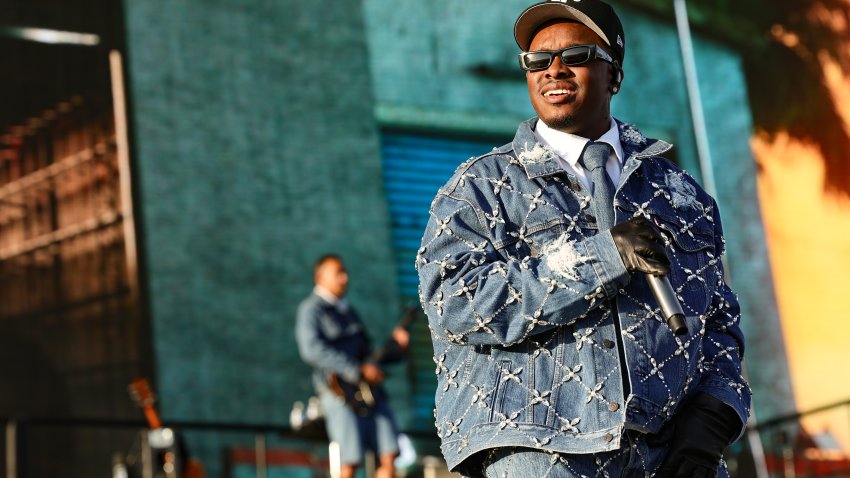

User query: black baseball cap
[514,0,625,63]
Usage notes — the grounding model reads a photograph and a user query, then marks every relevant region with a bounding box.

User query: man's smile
[542,88,575,102]
[540,83,577,103]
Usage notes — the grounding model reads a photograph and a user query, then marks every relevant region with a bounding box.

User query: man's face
[315,258,349,298]
[526,21,615,137]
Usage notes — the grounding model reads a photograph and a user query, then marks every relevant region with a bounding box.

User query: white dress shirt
[534,117,625,194]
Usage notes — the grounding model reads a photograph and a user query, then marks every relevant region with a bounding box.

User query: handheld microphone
[645,216,688,335]
[645,273,687,335]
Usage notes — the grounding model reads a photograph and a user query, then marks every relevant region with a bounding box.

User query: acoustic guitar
[128,378,205,478]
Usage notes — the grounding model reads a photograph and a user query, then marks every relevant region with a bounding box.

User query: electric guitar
[128,378,205,478]
[327,305,419,415]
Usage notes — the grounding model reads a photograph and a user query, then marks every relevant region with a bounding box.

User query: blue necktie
[579,141,630,396]
[578,142,616,230]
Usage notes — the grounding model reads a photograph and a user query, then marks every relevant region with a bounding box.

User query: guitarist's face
[315,257,349,298]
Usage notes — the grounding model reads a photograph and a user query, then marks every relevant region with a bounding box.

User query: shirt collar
[535,117,625,168]
[513,117,673,180]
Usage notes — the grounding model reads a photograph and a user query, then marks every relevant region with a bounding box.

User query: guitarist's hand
[392,326,410,350]
[360,363,385,385]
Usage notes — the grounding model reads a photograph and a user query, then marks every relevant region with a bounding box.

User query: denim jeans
[320,389,399,465]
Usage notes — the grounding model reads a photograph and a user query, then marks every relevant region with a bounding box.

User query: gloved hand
[610,217,670,276]
[655,393,743,478]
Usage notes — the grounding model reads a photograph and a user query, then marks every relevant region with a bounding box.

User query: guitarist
[295,254,410,478]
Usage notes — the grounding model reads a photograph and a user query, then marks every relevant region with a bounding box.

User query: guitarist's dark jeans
[319,388,400,465]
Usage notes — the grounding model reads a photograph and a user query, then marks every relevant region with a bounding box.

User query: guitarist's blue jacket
[296,289,405,392]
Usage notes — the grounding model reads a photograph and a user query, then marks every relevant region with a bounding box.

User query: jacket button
[585,214,596,222]
[603,339,615,349]
[608,402,620,412]
[604,433,614,442]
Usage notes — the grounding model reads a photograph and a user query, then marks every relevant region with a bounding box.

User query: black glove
[610,217,670,276]
[655,393,743,478]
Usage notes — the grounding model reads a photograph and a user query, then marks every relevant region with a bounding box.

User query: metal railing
[2,415,328,478]
[8,399,848,478]
[1,415,444,478]
[749,398,850,478]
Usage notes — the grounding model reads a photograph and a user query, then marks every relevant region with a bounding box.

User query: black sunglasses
[518,44,615,72]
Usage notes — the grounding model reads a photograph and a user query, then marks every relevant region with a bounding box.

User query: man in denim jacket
[296,255,409,478]
[417,1,750,477]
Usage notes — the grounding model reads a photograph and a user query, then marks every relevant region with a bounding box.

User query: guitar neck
[142,406,163,429]
[128,378,205,478]
[367,306,419,364]
[129,378,164,430]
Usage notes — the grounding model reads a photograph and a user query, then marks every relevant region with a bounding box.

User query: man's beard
[543,113,577,132]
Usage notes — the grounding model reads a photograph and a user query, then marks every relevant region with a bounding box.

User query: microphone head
[667,313,688,335]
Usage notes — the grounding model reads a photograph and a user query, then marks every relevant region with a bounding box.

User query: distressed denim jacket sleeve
[295,297,362,384]
[695,198,751,438]
[417,164,630,347]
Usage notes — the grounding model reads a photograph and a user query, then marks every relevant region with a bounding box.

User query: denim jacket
[296,293,370,392]
[296,293,405,392]
[416,118,750,474]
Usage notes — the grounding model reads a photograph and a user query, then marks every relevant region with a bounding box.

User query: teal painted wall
[117,0,792,474]
[123,0,406,474]
[362,0,791,423]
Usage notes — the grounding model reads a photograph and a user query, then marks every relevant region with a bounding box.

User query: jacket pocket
[493,219,565,259]
[488,359,526,424]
